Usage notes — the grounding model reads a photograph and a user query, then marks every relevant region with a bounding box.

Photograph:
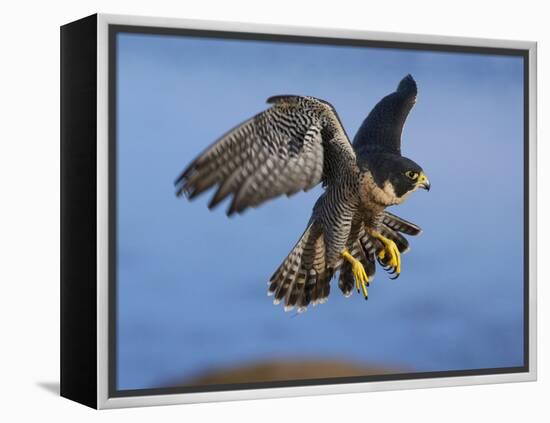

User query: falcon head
[361,154,430,205]
[385,155,430,196]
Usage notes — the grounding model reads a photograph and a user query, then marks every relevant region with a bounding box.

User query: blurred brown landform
[171,358,405,387]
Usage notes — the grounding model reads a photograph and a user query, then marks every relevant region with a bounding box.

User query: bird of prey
[175,74,430,312]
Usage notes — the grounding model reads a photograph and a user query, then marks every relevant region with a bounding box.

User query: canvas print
[114,30,525,393]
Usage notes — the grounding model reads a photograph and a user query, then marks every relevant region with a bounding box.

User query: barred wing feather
[175,95,356,216]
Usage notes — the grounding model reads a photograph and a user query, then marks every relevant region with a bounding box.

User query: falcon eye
[405,171,419,180]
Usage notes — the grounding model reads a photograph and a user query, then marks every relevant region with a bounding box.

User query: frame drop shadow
[36,381,60,396]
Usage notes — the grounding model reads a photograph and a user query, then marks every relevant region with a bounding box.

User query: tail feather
[268,223,332,312]
[382,211,422,236]
[311,268,333,306]
[298,271,317,310]
[359,231,383,256]
[338,263,354,298]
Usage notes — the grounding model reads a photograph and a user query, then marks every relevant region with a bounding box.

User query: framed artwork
[60,13,537,409]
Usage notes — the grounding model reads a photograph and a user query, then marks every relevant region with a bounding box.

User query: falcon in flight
[175,74,430,312]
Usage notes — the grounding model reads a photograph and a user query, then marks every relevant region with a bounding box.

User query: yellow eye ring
[405,171,419,180]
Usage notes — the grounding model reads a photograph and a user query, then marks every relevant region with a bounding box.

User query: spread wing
[175,95,356,215]
[352,74,418,158]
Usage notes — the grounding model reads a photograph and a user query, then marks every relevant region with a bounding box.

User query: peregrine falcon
[175,74,430,312]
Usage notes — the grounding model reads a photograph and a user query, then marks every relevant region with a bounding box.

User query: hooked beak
[417,172,431,191]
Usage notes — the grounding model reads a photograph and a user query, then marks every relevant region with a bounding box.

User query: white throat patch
[361,173,402,206]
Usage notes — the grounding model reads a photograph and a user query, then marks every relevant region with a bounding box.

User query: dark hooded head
[360,153,430,205]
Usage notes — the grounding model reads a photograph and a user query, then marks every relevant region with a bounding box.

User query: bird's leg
[341,249,369,299]
[371,231,401,279]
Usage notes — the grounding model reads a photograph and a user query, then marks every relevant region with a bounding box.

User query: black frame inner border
[108,23,530,398]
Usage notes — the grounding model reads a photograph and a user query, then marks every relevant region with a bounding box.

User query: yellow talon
[372,231,401,278]
[342,250,369,299]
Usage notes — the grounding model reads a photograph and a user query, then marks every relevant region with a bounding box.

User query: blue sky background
[116,32,525,390]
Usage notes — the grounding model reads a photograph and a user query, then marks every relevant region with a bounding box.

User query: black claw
[388,267,397,275]
[389,273,400,280]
